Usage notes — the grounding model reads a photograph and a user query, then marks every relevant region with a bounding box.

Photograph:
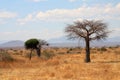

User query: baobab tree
[65,20,109,63]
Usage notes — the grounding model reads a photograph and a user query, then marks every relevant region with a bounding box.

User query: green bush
[0,51,14,61]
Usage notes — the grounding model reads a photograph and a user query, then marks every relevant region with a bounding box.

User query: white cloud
[28,0,47,2]
[18,3,120,24]
[68,0,77,2]
[0,19,6,24]
[0,11,17,18]
[17,14,35,25]
[68,0,87,2]
[0,11,17,24]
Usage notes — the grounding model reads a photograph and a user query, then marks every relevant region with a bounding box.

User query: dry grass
[0,47,120,80]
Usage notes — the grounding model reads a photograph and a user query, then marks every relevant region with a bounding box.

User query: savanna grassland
[0,47,120,80]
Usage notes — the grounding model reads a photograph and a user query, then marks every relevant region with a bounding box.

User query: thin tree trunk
[85,37,91,63]
[29,49,32,60]
[36,48,41,57]
[36,47,41,57]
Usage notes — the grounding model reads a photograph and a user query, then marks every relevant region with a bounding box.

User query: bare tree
[65,20,109,62]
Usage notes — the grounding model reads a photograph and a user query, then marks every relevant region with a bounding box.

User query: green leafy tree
[25,39,39,60]
[65,20,109,63]
[25,39,48,60]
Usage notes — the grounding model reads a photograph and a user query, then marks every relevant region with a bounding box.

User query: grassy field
[0,47,120,80]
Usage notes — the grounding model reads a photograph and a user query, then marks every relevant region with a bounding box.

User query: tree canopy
[65,20,109,41]
[25,39,39,50]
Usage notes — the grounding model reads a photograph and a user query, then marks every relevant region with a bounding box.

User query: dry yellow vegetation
[0,47,120,80]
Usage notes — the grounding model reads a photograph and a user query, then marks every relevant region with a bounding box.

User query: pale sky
[0,0,120,41]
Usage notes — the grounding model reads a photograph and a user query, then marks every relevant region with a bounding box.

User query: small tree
[65,20,109,63]
[36,39,49,57]
[25,39,39,60]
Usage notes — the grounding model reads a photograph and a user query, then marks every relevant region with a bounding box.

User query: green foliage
[0,51,13,61]
[24,38,49,60]
[25,38,39,49]
[108,46,113,49]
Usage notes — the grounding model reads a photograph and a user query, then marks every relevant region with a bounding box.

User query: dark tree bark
[36,40,48,57]
[36,47,41,57]
[85,37,91,62]
[29,49,32,60]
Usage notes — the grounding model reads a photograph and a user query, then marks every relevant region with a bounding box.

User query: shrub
[66,48,73,54]
[67,51,70,54]
[108,46,114,50]
[58,52,65,54]
[20,50,23,53]
[13,50,17,52]
[69,48,73,51]
[0,51,13,61]
[77,51,81,54]
[100,47,107,51]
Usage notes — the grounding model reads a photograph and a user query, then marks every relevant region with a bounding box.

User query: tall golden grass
[0,47,120,80]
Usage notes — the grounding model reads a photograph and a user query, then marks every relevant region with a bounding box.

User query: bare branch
[65,19,109,41]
